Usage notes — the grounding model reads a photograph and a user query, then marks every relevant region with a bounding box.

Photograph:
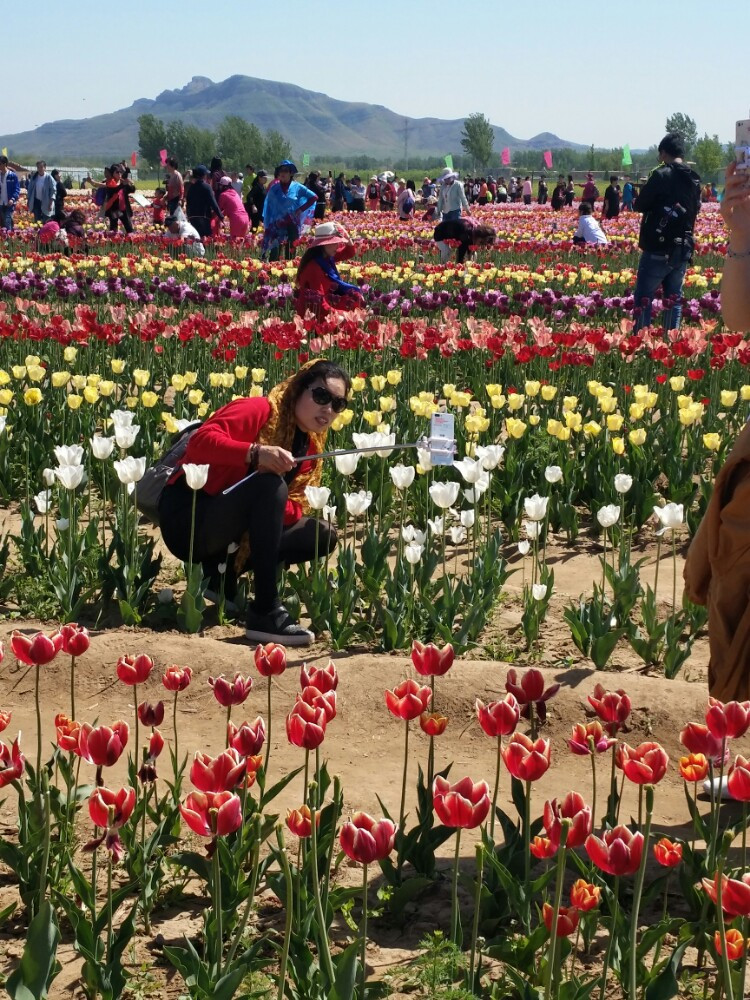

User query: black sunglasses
[309,385,348,414]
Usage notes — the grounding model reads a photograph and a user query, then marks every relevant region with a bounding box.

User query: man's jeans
[633,246,691,331]
[0,205,13,231]
[32,199,45,223]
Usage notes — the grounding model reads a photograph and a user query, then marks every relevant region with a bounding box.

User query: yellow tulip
[720,390,738,408]
[51,371,71,388]
[562,395,579,412]
[418,391,435,402]
[63,346,78,362]
[197,403,210,418]
[676,394,692,409]
[99,380,115,397]
[171,374,186,392]
[12,366,26,380]
[386,369,402,385]
[141,391,159,408]
[628,403,644,421]
[556,426,571,442]
[163,413,179,434]
[485,383,503,397]
[23,388,42,405]
[442,382,456,397]
[505,417,527,439]
[26,365,45,382]
[0,370,10,386]
[209,373,222,388]
[611,436,626,455]
[66,393,82,410]
[598,396,617,414]
[466,414,490,434]
[351,376,366,392]
[524,380,540,397]
[363,410,383,427]
[606,414,624,432]
[379,396,397,413]
[251,368,267,383]
[547,419,562,436]
[587,379,602,395]
[541,385,557,401]
[507,393,525,411]
[583,420,602,437]
[126,395,139,409]
[703,433,721,451]
[234,366,248,379]
[83,386,99,404]
[187,389,203,405]
[110,359,126,374]
[489,393,506,409]
[528,414,540,426]
[371,375,387,392]
[24,354,41,367]
[221,373,235,389]
[0,389,13,406]
[183,371,198,386]
[629,428,647,446]
[741,385,750,401]
[86,374,102,387]
[669,376,686,391]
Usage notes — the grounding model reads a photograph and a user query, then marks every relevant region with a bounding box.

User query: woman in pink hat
[216,176,250,238]
[295,223,363,318]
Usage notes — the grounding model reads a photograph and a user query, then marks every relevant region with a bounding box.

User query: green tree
[460,114,495,170]
[216,116,265,171]
[137,114,167,169]
[263,130,293,168]
[693,133,727,179]
[665,113,698,156]
[164,120,216,170]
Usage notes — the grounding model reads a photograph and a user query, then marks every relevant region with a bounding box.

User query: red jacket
[180,397,316,525]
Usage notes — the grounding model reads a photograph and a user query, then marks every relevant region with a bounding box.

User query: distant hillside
[2,75,588,162]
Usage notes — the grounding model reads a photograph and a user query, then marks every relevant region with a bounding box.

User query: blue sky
[4,0,747,148]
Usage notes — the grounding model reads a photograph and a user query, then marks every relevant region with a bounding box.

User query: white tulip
[351,432,374,452]
[114,424,140,450]
[523,493,549,521]
[218,562,227,575]
[335,453,360,475]
[304,485,331,510]
[402,524,427,545]
[157,587,174,604]
[416,447,433,472]
[34,490,52,514]
[463,473,490,503]
[56,518,70,532]
[460,509,475,528]
[518,539,531,556]
[111,410,135,430]
[373,432,396,459]
[344,490,372,516]
[523,519,541,540]
[449,525,467,545]
[42,467,56,487]
[175,418,193,433]
[90,435,116,460]
[532,583,548,601]
[653,502,684,532]
[322,504,338,523]
[390,465,416,490]
[404,542,424,565]
[54,444,84,467]
[55,464,85,490]
[475,444,505,471]
[113,456,146,485]
[544,465,563,484]
[614,473,633,494]
[226,541,239,554]
[429,481,460,509]
[0,416,7,434]
[453,457,484,484]
[428,516,444,534]
[597,504,621,528]
[183,463,210,491]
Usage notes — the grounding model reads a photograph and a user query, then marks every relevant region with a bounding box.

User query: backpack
[94,186,107,207]
[640,164,701,250]
[402,190,415,214]
[135,422,201,526]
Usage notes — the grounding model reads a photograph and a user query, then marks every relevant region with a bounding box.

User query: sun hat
[275,159,298,175]
[192,164,208,177]
[370,175,378,181]
[309,222,349,248]
[437,167,458,182]
[218,176,233,187]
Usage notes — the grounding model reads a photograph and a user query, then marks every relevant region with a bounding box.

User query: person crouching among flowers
[294,222,363,319]
[158,360,350,646]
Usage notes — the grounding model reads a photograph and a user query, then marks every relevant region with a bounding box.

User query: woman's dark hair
[110,163,122,175]
[406,179,416,191]
[167,156,178,169]
[210,157,223,173]
[296,246,324,283]
[579,202,593,215]
[277,360,351,429]
[69,209,86,224]
[473,224,496,244]
[568,174,573,182]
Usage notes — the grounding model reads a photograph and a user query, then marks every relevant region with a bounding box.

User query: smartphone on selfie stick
[736,117,750,170]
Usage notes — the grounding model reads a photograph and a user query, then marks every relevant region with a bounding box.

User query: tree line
[137,114,293,172]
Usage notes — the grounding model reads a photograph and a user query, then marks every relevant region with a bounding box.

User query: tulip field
[0,197,748,998]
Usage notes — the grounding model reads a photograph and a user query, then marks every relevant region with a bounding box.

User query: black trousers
[159,473,337,612]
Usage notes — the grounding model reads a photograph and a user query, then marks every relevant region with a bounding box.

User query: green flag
[621,144,632,167]
[444,155,453,169]
[302,152,310,167]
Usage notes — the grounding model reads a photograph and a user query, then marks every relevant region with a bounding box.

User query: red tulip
[679,752,709,782]
[0,710,11,734]
[585,825,644,876]
[653,837,682,868]
[228,717,266,757]
[702,872,750,918]
[209,672,253,707]
[181,790,243,838]
[475,694,520,737]
[300,660,338,693]
[162,664,193,691]
[385,678,432,721]
[570,879,600,911]
[88,785,136,829]
[543,902,579,937]
[620,741,669,784]
[705,697,750,741]
[137,700,164,727]
[543,791,592,849]
[433,775,491,828]
[60,623,90,657]
[0,735,24,787]
[55,713,81,754]
[502,732,551,782]
[10,629,63,666]
[530,835,557,859]
[587,683,631,735]
[116,653,153,686]
[298,685,337,722]
[568,720,616,755]
[727,755,750,801]
[420,711,448,736]
[286,805,318,838]
[146,729,164,760]
[680,722,726,764]
[190,748,246,793]
[79,721,129,766]
[286,701,327,749]
[340,812,396,863]
[505,667,559,722]
[411,639,454,677]
[714,928,747,960]
[254,642,287,677]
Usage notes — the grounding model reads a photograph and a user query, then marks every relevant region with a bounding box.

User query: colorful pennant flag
[444,155,454,169]
[621,144,633,166]
[501,147,510,166]
[1,148,7,158]
[159,148,168,166]
[130,151,137,167]
[302,152,310,167]
[543,150,553,169]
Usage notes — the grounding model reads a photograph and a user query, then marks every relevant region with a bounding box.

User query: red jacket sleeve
[185,397,271,466]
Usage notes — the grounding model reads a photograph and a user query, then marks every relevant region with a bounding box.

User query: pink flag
[543,150,553,169]
[159,148,168,166]
[130,151,137,167]
[501,147,510,166]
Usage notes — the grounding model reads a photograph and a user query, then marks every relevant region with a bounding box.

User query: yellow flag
[1,148,7,157]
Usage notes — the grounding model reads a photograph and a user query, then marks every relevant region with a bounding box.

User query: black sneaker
[245,605,314,647]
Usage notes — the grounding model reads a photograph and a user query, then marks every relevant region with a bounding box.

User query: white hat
[438,167,458,182]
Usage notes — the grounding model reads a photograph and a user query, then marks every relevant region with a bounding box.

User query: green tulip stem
[599,875,619,1000]
[276,828,293,1000]
[716,853,735,1000]
[544,823,569,1000]
[309,799,335,984]
[468,843,484,985]
[264,675,272,777]
[490,736,502,843]
[212,839,223,977]
[360,862,369,1000]
[451,829,462,945]
[629,785,653,1000]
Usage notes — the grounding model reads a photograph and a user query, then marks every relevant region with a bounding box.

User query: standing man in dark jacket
[185,164,224,238]
[51,170,67,222]
[632,133,701,331]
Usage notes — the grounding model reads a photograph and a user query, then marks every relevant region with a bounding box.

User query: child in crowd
[152,187,167,225]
